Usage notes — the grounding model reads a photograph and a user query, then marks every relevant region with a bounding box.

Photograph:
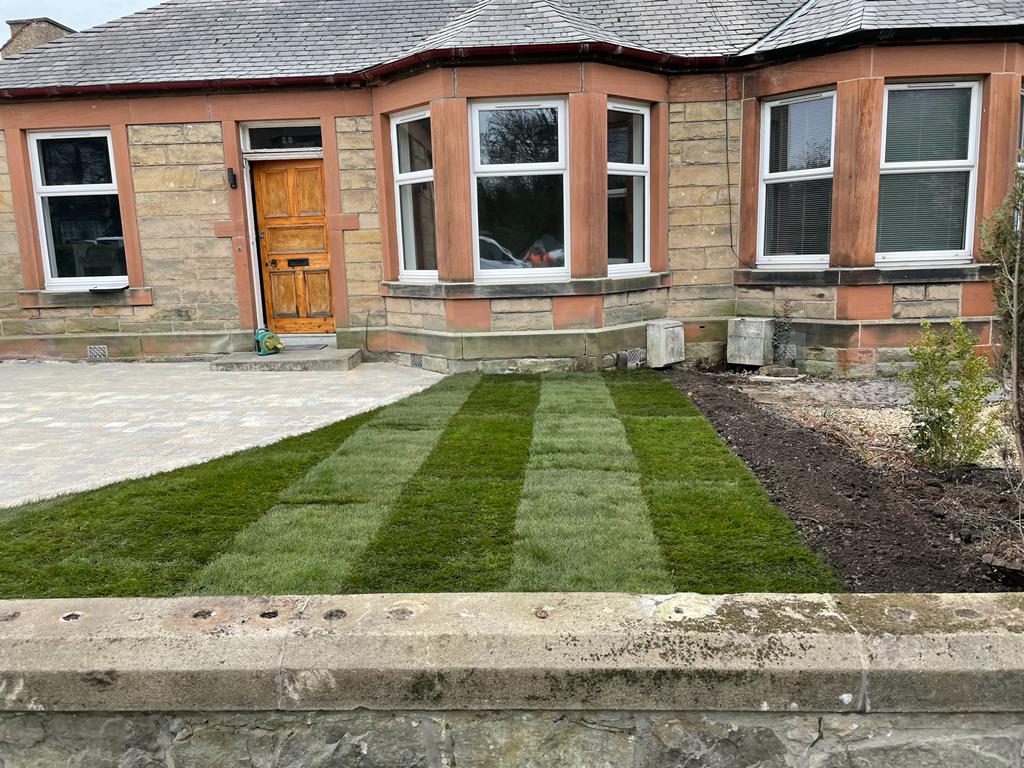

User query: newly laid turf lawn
[0,371,840,597]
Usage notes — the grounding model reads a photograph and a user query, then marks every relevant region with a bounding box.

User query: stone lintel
[0,592,1021,714]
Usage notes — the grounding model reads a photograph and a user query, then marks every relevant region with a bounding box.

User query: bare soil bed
[663,368,1022,593]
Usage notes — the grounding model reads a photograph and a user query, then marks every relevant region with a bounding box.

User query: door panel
[252,159,335,334]
[295,167,326,216]
[304,269,333,317]
[269,271,299,318]
[266,224,326,254]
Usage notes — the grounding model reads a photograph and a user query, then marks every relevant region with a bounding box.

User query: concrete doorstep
[209,346,362,372]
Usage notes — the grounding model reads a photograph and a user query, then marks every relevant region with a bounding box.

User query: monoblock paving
[0,360,442,508]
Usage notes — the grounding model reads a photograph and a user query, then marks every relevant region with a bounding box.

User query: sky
[3,0,156,31]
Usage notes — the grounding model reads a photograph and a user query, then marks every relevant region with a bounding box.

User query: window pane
[478,107,558,165]
[399,181,437,271]
[608,174,645,265]
[247,125,322,150]
[768,96,833,173]
[764,178,832,256]
[38,137,112,186]
[608,110,644,165]
[396,117,432,174]
[41,194,126,278]
[476,175,564,270]
[885,88,972,163]
[876,172,968,253]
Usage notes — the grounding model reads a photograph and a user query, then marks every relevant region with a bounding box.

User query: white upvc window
[876,81,980,267]
[240,120,323,158]
[390,107,437,281]
[28,129,128,290]
[607,99,650,276]
[470,97,569,281]
[757,90,836,269]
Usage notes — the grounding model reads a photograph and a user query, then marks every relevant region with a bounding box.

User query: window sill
[382,273,668,299]
[734,265,995,287]
[18,287,153,309]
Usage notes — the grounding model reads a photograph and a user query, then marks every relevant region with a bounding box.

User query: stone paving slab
[0,360,443,509]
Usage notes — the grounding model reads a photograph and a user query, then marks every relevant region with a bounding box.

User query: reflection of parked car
[479,235,527,269]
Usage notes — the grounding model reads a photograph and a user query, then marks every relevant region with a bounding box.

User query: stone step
[210,347,361,372]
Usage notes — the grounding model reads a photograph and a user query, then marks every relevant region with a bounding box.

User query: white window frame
[470,97,570,282]
[240,120,323,160]
[875,81,980,267]
[757,90,836,269]
[607,99,651,277]
[390,107,437,282]
[27,129,127,291]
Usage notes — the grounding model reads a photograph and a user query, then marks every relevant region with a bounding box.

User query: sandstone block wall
[0,122,240,341]
[127,122,237,333]
[667,100,741,325]
[337,116,385,328]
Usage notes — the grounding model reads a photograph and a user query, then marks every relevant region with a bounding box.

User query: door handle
[270,259,278,268]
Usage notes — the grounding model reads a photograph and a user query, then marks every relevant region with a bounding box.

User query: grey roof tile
[0,0,1019,92]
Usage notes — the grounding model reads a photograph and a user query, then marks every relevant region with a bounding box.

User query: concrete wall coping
[0,592,1022,714]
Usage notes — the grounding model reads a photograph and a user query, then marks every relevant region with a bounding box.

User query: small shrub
[902,319,998,470]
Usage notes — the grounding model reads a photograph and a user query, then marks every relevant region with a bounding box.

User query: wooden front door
[252,159,334,334]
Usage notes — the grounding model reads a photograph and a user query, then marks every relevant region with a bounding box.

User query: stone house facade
[0,0,1021,375]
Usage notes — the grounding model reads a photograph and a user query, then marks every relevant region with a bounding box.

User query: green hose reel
[254,328,285,356]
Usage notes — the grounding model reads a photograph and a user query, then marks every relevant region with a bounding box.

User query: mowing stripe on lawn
[508,374,673,592]
[0,409,377,598]
[338,375,541,593]
[605,370,841,593]
[190,374,479,595]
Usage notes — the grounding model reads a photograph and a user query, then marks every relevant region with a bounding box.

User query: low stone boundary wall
[1,592,1022,765]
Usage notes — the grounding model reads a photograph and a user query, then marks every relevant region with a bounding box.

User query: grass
[0,370,841,597]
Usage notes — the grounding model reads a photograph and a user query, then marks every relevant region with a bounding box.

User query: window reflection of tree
[479,108,558,165]
[40,138,111,186]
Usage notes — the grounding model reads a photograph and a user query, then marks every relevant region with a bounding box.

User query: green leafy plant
[981,162,1024,552]
[981,164,1024,469]
[901,319,998,470]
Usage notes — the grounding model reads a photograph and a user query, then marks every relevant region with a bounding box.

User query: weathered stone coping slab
[0,592,1021,714]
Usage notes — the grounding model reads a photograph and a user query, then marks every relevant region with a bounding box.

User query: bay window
[758,91,835,268]
[470,98,569,280]
[607,101,650,275]
[876,82,978,266]
[391,108,437,278]
[28,130,127,290]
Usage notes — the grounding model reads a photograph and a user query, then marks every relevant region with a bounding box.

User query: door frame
[240,120,326,331]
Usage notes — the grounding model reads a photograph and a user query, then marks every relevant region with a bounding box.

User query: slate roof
[0,0,1021,94]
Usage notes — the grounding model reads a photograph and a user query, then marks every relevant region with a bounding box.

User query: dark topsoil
[663,368,1022,593]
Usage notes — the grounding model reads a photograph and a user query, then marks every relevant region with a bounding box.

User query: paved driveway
[0,360,443,508]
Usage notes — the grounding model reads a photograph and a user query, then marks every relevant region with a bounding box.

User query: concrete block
[647,319,685,368]
[728,317,774,366]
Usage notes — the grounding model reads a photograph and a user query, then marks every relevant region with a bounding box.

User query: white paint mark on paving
[0,360,443,509]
